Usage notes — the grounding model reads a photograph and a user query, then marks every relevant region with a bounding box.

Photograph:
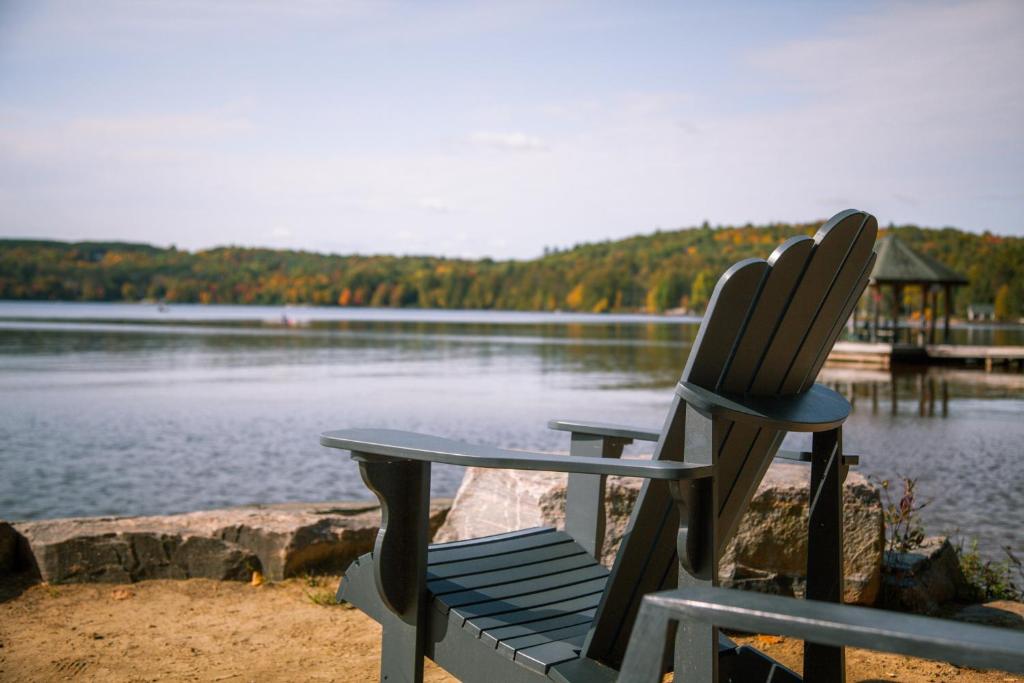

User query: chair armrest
[675,381,850,432]
[320,428,711,480]
[547,419,661,442]
[622,587,1024,681]
[775,449,860,466]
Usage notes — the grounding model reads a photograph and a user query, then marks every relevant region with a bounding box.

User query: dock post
[917,374,926,417]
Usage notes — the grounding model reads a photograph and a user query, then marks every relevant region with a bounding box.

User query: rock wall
[7,500,450,584]
[436,462,884,605]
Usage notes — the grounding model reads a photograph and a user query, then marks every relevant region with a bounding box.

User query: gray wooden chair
[320,208,878,683]
[619,586,1024,682]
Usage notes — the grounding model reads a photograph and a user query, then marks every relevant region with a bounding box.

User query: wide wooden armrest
[320,428,711,480]
[675,381,851,432]
[775,449,860,466]
[622,587,1024,681]
[547,419,661,442]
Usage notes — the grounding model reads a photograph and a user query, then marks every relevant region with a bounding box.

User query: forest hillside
[2,221,1021,318]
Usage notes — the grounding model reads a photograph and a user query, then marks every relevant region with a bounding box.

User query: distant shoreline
[2,299,1023,330]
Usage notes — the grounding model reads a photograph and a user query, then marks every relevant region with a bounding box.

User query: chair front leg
[668,404,721,683]
[356,454,432,683]
[804,427,846,683]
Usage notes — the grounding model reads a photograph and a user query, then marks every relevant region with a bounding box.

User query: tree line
[1,221,1021,318]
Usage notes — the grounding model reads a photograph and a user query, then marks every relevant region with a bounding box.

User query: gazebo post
[928,287,938,345]
[871,284,880,342]
[943,284,952,344]
[892,284,902,344]
[919,284,928,346]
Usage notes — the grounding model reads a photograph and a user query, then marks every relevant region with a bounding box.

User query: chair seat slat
[428,528,566,566]
[439,565,608,609]
[427,540,585,579]
[498,621,594,659]
[514,639,590,674]
[451,577,608,622]
[428,553,595,596]
[464,591,605,636]
[427,526,553,552]
[480,608,598,648]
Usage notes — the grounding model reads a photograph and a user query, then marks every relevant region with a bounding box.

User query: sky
[1,1,1022,259]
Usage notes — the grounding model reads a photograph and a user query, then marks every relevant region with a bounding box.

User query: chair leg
[805,428,845,683]
[356,456,431,683]
[380,612,426,683]
[671,407,721,683]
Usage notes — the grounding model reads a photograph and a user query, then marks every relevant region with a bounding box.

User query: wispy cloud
[469,131,547,152]
[417,197,453,213]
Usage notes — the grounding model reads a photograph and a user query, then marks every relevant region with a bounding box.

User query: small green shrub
[953,539,1022,602]
[874,475,1023,603]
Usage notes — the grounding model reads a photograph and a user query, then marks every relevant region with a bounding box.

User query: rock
[720,463,885,606]
[14,524,259,584]
[881,536,971,614]
[1,520,20,574]
[434,469,563,543]
[434,462,884,605]
[13,499,451,584]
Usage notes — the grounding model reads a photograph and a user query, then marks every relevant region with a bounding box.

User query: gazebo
[861,235,968,344]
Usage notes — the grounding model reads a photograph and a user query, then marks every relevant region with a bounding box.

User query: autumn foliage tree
[2,221,1021,317]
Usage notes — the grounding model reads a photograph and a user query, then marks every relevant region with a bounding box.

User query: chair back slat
[748,210,875,395]
[681,258,770,390]
[718,236,815,394]
[778,214,878,394]
[585,209,877,668]
[800,251,876,392]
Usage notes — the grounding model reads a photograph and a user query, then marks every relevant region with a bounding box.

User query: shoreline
[3,498,1023,681]
[1,576,1021,682]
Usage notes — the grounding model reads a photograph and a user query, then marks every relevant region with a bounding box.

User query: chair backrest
[584,209,878,667]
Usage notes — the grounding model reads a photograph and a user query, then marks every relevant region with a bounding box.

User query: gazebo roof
[870,235,968,285]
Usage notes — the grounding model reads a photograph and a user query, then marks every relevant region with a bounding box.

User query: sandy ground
[0,575,1021,683]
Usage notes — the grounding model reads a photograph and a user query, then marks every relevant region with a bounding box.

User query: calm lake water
[1,301,1022,560]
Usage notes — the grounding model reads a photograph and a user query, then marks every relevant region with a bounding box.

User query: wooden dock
[828,341,1024,371]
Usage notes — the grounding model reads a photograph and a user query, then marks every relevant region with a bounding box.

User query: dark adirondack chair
[320,208,878,683]
[619,586,1024,682]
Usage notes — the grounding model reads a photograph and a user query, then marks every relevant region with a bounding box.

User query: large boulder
[14,499,451,584]
[720,464,884,605]
[881,536,972,614]
[435,462,884,605]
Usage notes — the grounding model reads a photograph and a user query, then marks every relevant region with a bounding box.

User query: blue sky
[1,1,1021,258]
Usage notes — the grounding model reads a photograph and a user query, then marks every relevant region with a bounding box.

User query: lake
[1,301,1022,561]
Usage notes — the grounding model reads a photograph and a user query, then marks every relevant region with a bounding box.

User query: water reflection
[819,366,1024,418]
[0,305,1022,562]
